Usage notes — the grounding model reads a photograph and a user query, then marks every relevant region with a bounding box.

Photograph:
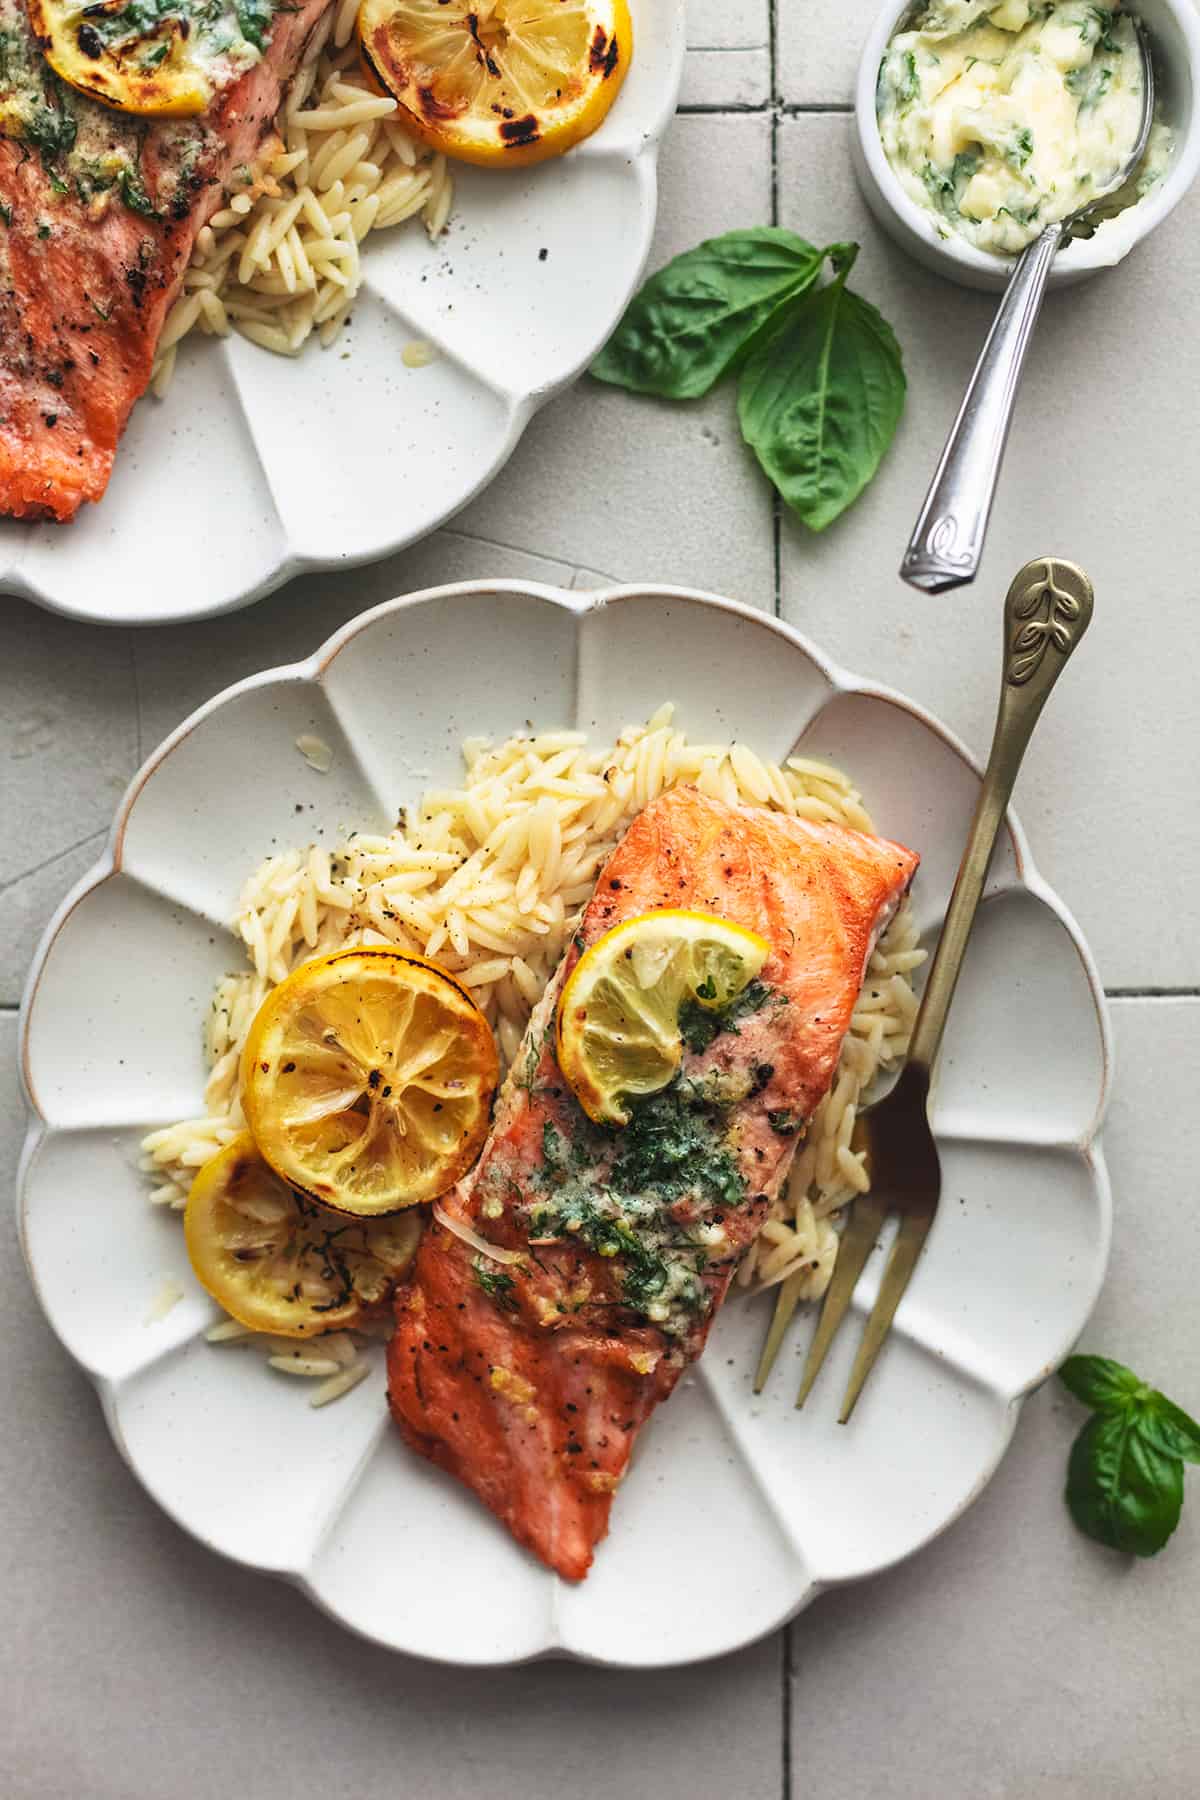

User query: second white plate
[0,0,684,626]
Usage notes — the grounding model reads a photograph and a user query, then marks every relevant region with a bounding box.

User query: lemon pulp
[356,0,631,167]
[556,910,771,1126]
[185,1133,422,1336]
[241,946,498,1215]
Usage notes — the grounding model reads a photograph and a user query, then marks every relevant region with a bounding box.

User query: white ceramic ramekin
[853,0,1200,291]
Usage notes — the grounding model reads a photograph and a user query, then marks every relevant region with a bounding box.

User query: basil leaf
[590,229,832,400]
[736,246,906,531]
[1066,1411,1184,1557]
[1058,1354,1144,1412]
[1135,1392,1200,1465]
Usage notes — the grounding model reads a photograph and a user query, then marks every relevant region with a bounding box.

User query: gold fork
[754,557,1095,1422]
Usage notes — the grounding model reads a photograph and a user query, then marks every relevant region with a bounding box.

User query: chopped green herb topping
[118,163,159,219]
[677,977,778,1057]
[472,1258,518,1310]
[612,1080,745,1211]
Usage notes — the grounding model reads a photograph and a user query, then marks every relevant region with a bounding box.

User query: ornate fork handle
[907,557,1094,1072]
[900,224,1064,596]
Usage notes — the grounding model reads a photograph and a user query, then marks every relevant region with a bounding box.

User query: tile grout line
[1107,988,1200,999]
[675,103,854,118]
[676,103,854,117]
[0,826,108,901]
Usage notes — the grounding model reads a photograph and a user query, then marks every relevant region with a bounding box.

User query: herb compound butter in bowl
[854,0,1200,290]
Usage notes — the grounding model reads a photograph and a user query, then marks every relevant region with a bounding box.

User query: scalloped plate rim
[15,579,1114,1666]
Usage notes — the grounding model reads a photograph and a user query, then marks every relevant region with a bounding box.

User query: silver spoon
[900,22,1154,595]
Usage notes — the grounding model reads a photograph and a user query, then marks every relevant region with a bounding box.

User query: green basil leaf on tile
[1065,1411,1184,1557]
[1058,1354,1145,1413]
[590,229,832,400]
[1135,1392,1200,1465]
[736,245,906,531]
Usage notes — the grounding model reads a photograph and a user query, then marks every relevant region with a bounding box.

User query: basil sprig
[589,228,831,399]
[1060,1355,1200,1556]
[590,228,905,531]
[738,243,905,533]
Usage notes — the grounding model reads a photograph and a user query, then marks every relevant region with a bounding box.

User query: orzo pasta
[142,706,923,1397]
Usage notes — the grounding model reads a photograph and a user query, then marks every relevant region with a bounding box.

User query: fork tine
[753,1269,808,1393]
[837,1210,935,1424]
[794,1191,888,1408]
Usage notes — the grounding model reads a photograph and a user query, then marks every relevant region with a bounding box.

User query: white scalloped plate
[17,582,1113,1667]
[0,1,683,628]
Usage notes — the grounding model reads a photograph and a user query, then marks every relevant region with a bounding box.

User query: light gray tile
[787,997,1200,1800]
[0,1015,784,1800]
[0,829,106,1008]
[778,0,874,107]
[682,0,771,108]
[570,564,621,588]
[687,0,769,53]
[776,113,1200,987]
[0,608,137,890]
[680,46,771,109]
[457,114,777,607]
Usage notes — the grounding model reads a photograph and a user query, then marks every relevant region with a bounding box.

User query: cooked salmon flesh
[388,785,920,1581]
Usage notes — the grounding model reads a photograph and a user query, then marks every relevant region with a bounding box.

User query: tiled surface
[682,0,771,107]
[4,3,1200,1794]
[787,1000,1200,1800]
[777,0,873,109]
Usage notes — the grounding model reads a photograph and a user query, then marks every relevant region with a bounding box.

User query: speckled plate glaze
[0,0,683,628]
[17,583,1112,1667]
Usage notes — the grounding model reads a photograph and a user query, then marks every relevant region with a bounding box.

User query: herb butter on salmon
[0,0,331,520]
[388,784,920,1581]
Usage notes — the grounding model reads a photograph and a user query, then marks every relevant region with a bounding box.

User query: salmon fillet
[388,786,920,1581]
[0,0,331,520]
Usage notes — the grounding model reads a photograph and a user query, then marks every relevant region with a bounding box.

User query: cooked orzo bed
[150,0,453,395]
[141,706,923,1400]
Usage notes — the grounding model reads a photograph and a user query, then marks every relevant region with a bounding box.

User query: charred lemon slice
[356,0,631,168]
[185,1134,422,1337]
[27,0,258,118]
[557,910,771,1127]
[241,946,498,1216]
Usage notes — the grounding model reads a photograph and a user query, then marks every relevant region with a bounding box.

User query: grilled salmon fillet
[388,786,920,1581]
[0,0,331,521]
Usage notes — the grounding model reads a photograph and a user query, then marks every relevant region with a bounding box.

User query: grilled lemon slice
[28,0,261,119]
[356,0,631,168]
[241,946,498,1216]
[185,1134,422,1337]
[557,910,771,1127]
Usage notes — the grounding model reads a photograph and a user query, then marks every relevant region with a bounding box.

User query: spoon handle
[906,557,1094,1074]
[900,222,1064,595]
